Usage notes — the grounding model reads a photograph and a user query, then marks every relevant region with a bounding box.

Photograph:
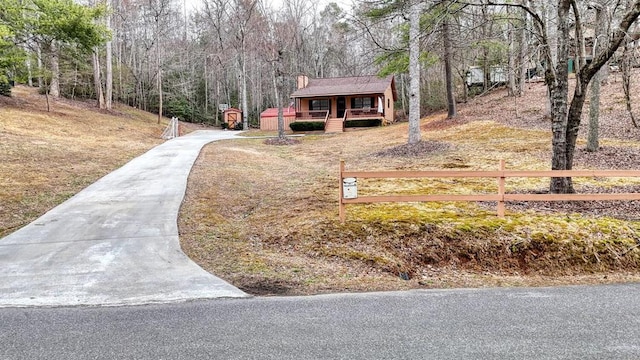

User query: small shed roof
[224,107,242,113]
[260,106,296,118]
[290,75,396,99]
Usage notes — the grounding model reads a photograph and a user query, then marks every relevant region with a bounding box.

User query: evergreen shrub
[289,121,325,131]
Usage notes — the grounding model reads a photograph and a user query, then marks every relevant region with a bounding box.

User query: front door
[337,97,346,118]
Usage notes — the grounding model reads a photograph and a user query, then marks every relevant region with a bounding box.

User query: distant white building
[465,66,507,87]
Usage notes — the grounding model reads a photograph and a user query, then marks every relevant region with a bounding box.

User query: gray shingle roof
[291,75,394,98]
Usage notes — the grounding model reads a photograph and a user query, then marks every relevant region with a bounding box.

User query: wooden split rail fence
[338,160,640,223]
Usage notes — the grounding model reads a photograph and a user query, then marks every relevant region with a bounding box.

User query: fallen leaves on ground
[180,71,640,296]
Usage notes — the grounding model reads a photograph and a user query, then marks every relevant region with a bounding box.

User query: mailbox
[342,177,358,199]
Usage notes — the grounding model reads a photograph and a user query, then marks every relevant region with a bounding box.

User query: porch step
[324,119,344,133]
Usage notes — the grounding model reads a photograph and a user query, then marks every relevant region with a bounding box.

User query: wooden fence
[338,160,640,222]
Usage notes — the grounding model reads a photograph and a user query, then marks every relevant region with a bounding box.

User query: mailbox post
[342,177,358,199]
[339,160,359,222]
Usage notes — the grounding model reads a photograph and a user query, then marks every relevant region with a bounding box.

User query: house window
[309,99,330,111]
[351,97,374,109]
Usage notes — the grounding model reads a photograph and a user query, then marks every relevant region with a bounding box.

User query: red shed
[259,106,296,131]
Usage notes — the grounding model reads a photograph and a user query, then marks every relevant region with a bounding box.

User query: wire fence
[161,117,179,139]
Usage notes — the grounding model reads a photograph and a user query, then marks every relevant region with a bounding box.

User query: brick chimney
[297,74,309,89]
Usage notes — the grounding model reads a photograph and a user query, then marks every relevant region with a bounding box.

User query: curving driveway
[0,130,248,307]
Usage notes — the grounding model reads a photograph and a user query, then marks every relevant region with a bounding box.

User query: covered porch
[293,95,387,133]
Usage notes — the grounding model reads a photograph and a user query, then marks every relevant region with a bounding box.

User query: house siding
[384,84,395,124]
[259,115,297,131]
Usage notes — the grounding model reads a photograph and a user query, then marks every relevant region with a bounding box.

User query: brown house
[290,74,397,133]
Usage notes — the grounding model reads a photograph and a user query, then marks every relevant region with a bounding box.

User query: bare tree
[587,2,608,152]
[443,16,456,118]
[408,1,422,145]
[516,0,528,96]
[230,0,259,130]
[264,9,288,140]
[621,41,639,127]
[562,2,640,192]
[92,47,106,108]
[105,0,113,110]
[49,41,60,98]
[621,0,640,128]
[91,0,107,109]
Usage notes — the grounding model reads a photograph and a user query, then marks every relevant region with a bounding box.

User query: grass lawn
[179,76,640,295]
[0,86,166,237]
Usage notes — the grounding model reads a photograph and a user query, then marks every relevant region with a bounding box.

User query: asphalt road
[2,284,640,359]
[0,131,247,307]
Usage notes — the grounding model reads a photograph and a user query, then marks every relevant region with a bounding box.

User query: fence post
[339,160,345,223]
[497,159,505,217]
[173,117,179,137]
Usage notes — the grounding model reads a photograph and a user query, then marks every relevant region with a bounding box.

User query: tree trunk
[25,54,32,87]
[37,45,43,88]
[105,10,113,110]
[241,38,249,130]
[622,44,638,127]
[157,67,163,124]
[587,5,606,152]
[543,1,558,119]
[272,68,285,140]
[443,19,456,118]
[156,17,162,124]
[49,41,60,98]
[587,68,600,151]
[549,0,572,194]
[92,48,105,109]
[481,3,490,91]
[408,1,422,145]
[571,0,585,97]
[622,0,638,127]
[517,2,527,96]
[204,58,209,118]
[507,6,516,96]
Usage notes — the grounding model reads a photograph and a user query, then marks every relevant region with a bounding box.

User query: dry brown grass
[4,79,640,297]
[0,86,168,236]
[180,75,640,296]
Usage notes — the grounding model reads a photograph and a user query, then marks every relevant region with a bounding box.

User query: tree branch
[580,1,640,85]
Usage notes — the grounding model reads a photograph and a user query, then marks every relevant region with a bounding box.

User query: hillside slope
[180,72,640,295]
[0,86,167,237]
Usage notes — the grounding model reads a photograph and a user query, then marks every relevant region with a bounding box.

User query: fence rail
[338,160,640,222]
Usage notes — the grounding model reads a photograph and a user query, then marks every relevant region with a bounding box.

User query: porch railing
[341,109,348,131]
[345,108,382,120]
[295,110,330,121]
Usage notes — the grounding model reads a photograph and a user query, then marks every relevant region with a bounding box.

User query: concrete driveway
[0,130,248,307]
